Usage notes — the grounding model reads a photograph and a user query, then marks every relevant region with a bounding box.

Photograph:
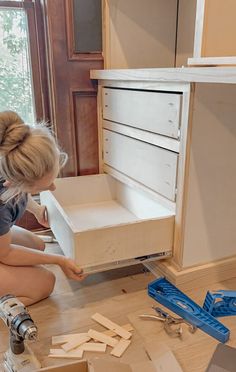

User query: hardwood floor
[1,242,236,371]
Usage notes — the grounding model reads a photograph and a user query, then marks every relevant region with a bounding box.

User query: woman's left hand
[34,205,50,228]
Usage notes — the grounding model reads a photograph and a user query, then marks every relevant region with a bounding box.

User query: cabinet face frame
[188,0,236,66]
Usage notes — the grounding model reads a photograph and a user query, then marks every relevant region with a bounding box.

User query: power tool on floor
[0,294,41,371]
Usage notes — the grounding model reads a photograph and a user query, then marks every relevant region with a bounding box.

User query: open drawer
[40,174,174,273]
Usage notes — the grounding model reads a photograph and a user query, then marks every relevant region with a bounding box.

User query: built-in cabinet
[90,68,236,286]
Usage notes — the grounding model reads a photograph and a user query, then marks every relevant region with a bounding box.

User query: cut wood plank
[52,332,88,346]
[87,329,118,347]
[110,339,131,357]
[77,342,107,352]
[92,312,132,340]
[48,348,83,359]
[104,323,134,337]
[62,334,91,352]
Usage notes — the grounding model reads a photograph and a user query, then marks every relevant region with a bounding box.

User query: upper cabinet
[188,0,236,65]
[102,0,197,69]
[102,0,178,69]
[103,0,236,69]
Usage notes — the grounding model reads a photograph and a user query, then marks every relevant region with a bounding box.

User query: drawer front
[103,88,181,139]
[103,130,178,201]
[75,217,174,269]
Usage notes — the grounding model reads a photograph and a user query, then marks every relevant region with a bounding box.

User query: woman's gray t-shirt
[0,181,28,235]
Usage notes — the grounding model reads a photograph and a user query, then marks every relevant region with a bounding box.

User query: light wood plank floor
[1,243,236,371]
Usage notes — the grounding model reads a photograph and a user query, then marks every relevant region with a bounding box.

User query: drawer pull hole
[169,103,174,106]
[168,120,173,123]
[105,105,108,107]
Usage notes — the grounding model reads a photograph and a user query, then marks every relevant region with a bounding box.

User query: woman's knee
[40,269,56,298]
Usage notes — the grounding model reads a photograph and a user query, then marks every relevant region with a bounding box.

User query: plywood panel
[182,83,236,267]
[103,0,177,69]
[202,0,236,57]
[175,0,197,67]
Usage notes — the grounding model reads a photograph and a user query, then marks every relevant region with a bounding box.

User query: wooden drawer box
[103,130,178,201]
[103,87,181,139]
[40,174,174,272]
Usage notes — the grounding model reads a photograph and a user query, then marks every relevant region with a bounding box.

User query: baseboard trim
[144,255,236,290]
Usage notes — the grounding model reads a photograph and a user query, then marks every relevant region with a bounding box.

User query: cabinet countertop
[90,66,236,84]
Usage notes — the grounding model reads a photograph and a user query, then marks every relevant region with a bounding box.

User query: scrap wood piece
[52,332,89,346]
[78,342,107,352]
[144,341,183,372]
[110,338,131,358]
[49,348,83,359]
[88,329,118,347]
[62,334,91,352]
[92,313,132,340]
[104,323,134,337]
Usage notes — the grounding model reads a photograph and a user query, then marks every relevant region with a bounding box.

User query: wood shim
[52,333,88,346]
[87,329,118,347]
[62,334,91,352]
[52,324,133,345]
[104,323,134,337]
[92,313,132,340]
[78,342,107,353]
[49,348,83,359]
[110,339,131,358]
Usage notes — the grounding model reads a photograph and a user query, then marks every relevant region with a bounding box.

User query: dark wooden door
[42,0,103,176]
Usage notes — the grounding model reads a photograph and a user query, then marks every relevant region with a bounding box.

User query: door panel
[43,0,103,176]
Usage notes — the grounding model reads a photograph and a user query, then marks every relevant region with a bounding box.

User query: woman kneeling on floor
[0,111,85,306]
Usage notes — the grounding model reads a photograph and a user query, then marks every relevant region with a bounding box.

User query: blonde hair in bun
[0,111,67,202]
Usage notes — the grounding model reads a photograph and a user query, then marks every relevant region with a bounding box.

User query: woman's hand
[26,195,50,228]
[34,205,50,228]
[59,257,86,281]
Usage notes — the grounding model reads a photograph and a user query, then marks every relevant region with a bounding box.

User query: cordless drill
[0,294,41,372]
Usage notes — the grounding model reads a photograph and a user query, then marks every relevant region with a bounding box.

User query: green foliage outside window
[0,9,35,124]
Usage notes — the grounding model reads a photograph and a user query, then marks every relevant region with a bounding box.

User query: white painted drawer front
[103,130,178,201]
[103,88,181,139]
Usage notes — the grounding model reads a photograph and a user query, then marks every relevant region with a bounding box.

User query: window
[0,1,49,123]
[73,0,102,53]
[0,6,35,124]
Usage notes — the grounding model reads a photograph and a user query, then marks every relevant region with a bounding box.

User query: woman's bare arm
[0,231,85,281]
